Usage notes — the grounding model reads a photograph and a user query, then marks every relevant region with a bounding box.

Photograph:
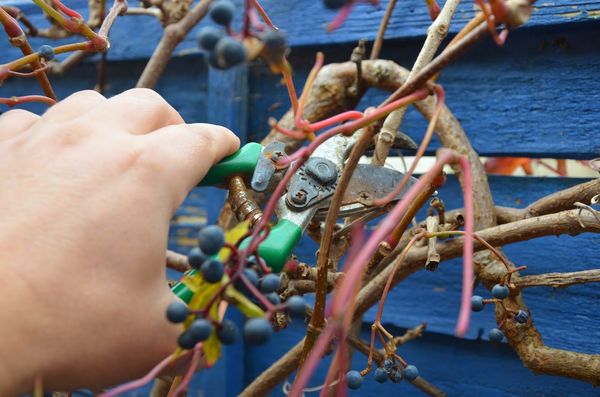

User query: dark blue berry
[209,0,235,25]
[215,37,247,68]
[266,292,281,305]
[217,320,238,345]
[178,330,197,349]
[346,370,363,390]
[389,369,402,383]
[374,367,388,383]
[403,365,419,381]
[188,247,208,270]
[383,358,394,370]
[207,49,226,70]
[235,268,259,294]
[514,310,529,324]
[260,274,280,294]
[166,301,189,323]
[38,45,54,61]
[197,26,225,51]
[189,318,213,342]
[489,327,504,342]
[286,296,307,319]
[243,317,273,345]
[198,225,225,255]
[492,284,509,299]
[471,295,485,312]
[263,30,287,61]
[323,0,347,10]
[201,259,225,283]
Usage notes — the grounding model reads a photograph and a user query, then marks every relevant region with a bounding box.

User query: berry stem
[250,0,277,30]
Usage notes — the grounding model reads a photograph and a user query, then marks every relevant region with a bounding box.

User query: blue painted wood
[248,25,600,158]
[2,0,600,62]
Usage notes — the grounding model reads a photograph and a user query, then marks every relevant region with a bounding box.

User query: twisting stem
[300,116,379,365]
[136,0,213,88]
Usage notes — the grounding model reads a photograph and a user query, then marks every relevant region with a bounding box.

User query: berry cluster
[196,1,247,70]
[471,281,531,343]
[166,224,308,350]
[374,358,419,385]
[346,359,419,390]
[197,1,290,71]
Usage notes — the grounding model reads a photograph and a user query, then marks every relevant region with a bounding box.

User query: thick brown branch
[136,0,212,88]
[513,269,600,289]
[496,178,600,223]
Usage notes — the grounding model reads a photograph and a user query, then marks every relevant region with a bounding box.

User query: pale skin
[0,89,240,396]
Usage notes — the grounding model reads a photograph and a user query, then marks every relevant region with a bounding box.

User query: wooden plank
[2,0,600,62]
[244,322,595,396]
[248,26,600,158]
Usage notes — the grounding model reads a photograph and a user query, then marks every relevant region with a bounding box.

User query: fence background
[1,1,599,396]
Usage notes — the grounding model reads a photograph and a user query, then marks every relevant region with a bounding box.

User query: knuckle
[123,140,161,175]
[1,108,35,120]
[68,89,106,102]
[126,88,166,106]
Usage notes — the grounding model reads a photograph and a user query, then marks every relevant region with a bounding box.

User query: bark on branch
[513,269,600,289]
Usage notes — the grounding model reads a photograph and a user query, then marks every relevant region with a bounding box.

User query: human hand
[0,89,239,395]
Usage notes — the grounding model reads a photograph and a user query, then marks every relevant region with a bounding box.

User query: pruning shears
[172,130,417,302]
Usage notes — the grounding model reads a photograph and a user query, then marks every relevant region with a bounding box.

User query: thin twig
[136,0,213,88]
[369,0,397,60]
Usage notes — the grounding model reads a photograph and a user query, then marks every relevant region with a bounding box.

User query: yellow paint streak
[588,9,600,18]
[558,10,582,19]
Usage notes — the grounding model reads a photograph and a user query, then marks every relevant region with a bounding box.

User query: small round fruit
[489,327,504,342]
[346,370,363,390]
[471,295,485,312]
[189,318,213,342]
[492,283,509,300]
[514,310,529,324]
[266,292,281,305]
[323,0,347,10]
[209,0,235,25]
[217,320,238,345]
[197,26,225,51]
[38,45,55,61]
[260,274,280,294]
[215,37,247,68]
[166,301,189,323]
[262,30,287,61]
[198,225,225,255]
[403,365,419,381]
[374,367,388,383]
[286,296,307,319]
[243,317,273,345]
[235,268,259,294]
[389,369,402,383]
[207,49,226,70]
[188,247,208,270]
[178,331,196,349]
[201,259,225,283]
[383,358,394,370]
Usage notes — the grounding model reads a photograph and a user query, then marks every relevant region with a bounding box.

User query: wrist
[0,271,40,396]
